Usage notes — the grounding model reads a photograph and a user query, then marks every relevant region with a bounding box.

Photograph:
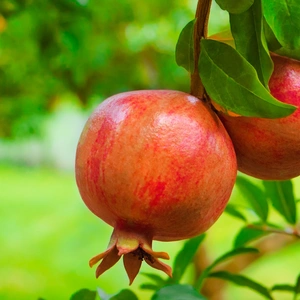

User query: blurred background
[0,1,299,299]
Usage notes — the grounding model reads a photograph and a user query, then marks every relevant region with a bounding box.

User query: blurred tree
[0,0,204,138]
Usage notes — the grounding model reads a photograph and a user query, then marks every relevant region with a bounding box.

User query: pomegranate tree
[218,54,300,180]
[75,90,237,284]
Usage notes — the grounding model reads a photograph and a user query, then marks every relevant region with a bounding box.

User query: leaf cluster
[176,0,300,119]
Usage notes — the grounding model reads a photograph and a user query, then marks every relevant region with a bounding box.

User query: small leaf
[209,271,273,299]
[230,0,273,87]
[234,225,267,248]
[199,39,296,118]
[215,0,254,14]
[210,247,259,270]
[194,247,258,290]
[171,235,205,283]
[152,284,207,300]
[110,290,139,300]
[141,273,165,285]
[97,289,138,300]
[264,18,282,52]
[225,204,247,222]
[140,273,166,290]
[140,284,158,291]
[235,176,269,222]
[263,180,297,225]
[271,284,295,292]
[262,0,300,49]
[70,289,97,300]
[295,274,300,299]
[175,19,195,73]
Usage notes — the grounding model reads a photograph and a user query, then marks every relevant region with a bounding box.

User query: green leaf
[295,274,300,299]
[263,180,297,225]
[175,19,195,73]
[140,273,166,290]
[262,0,300,49]
[209,271,274,299]
[209,247,259,270]
[230,0,273,87]
[70,289,97,300]
[171,235,205,283]
[152,284,207,300]
[215,0,254,14]
[139,284,158,291]
[199,39,296,118]
[264,18,282,52]
[194,247,258,290]
[110,290,138,300]
[275,47,300,61]
[225,204,247,222]
[271,284,295,292]
[235,176,269,222]
[97,289,138,300]
[234,226,267,248]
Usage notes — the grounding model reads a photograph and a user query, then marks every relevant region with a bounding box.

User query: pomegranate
[218,54,300,180]
[75,90,237,284]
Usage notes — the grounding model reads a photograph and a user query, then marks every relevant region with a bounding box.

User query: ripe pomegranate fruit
[75,90,237,284]
[218,54,300,180]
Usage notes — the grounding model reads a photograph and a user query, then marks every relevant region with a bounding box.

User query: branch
[190,0,212,99]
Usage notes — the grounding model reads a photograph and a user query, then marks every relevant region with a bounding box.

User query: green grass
[0,165,299,300]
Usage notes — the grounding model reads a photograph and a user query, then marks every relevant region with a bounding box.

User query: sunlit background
[0,1,299,299]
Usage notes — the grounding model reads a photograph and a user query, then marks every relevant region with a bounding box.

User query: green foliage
[175,19,196,73]
[262,0,300,50]
[230,0,273,87]
[152,285,206,300]
[0,0,192,137]
[215,0,254,14]
[70,289,97,300]
[198,39,296,117]
[263,180,297,225]
[209,271,273,299]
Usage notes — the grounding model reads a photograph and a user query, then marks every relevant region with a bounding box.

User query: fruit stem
[190,0,212,100]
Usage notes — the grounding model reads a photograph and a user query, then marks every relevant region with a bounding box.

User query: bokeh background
[0,1,299,299]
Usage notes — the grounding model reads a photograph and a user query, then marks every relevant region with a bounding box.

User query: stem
[190,0,212,99]
[247,224,300,238]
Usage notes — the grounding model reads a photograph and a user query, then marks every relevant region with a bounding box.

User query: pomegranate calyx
[89,228,172,284]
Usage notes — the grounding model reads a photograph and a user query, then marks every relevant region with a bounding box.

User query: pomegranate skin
[76,90,237,241]
[218,54,300,180]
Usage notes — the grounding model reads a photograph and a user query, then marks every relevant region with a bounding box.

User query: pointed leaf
[175,19,195,73]
[171,235,205,283]
[210,247,259,270]
[264,18,282,52]
[140,284,159,291]
[235,176,269,222]
[262,0,300,49]
[97,289,138,300]
[271,284,295,292]
[230,0,273,87]
[209,271,273,299]
[215,0,254,14]
[263,180,297,225]
[152,284,207,300]
[199,39,296,118]
[70,289,97,300]
[234,225,267,248]
[295,274,300,298]
[110,289,138,300]
[141,273,166,286]
[225,204,247,222]
[194,247,258,290]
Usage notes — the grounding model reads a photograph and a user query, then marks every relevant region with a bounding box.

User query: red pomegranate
[218,54,300,180]
[75,90,237,284]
